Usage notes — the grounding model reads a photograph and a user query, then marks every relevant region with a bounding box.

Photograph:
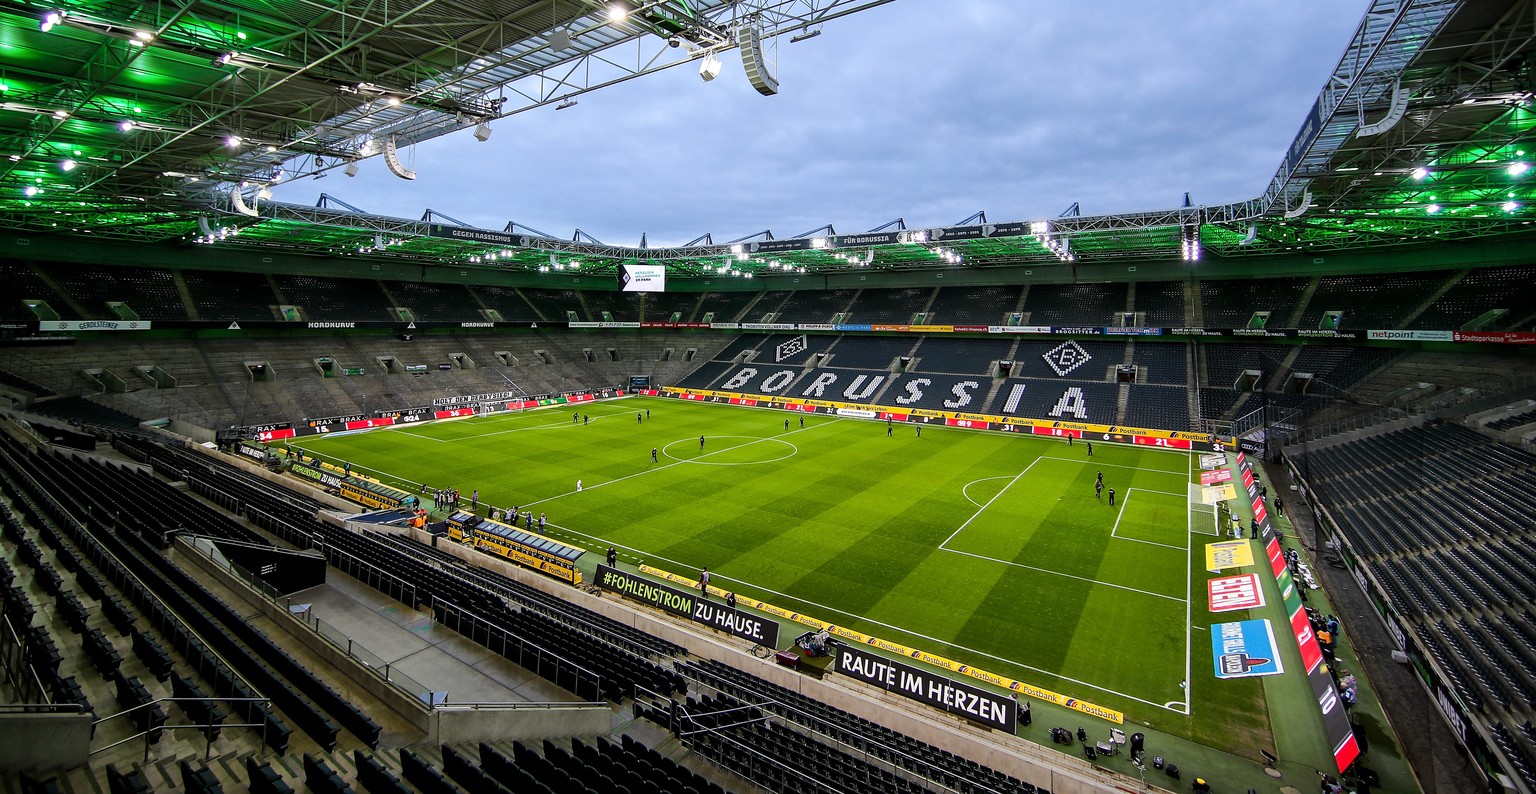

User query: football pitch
[288,395,1267,748]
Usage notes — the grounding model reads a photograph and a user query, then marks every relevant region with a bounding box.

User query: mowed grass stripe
[289,397,1208,717]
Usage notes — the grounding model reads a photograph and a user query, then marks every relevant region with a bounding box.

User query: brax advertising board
[835,644,1015,731]
[594,565,779,647]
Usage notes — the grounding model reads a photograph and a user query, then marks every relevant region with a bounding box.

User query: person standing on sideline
[725,591,736,609]
[651,447,658,463]
[538,513,546,531]
[583,414,589,425]
[637,412,643,424]
[887,424,893,437]
[576,479,583,492]
[1086,441,1093,457]
[1095,480,1103,500]
[699,567,711,598]
[1067,434,1073,446]
[646,408,650,419]
[799,416,804,428]
[916,425,921,438]
[573,411,579,423]
[1107,487,1116,506]
[471,489,478,509]
[784,418,789,431]
[699,435,705,450]
[606,546,617,567]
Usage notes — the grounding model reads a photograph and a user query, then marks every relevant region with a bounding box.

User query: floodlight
[1509,162,1529,177]
[212,52,234,66]
[547,28,572,50]
[555,98,578,110]
[1502,201,1519,212]
[226,134,242,147]
[606,2,629,22]
[256,187,272,200]
[134,30,153,41]
[699,54,722,82]
[473,122,492,142]
[40,11,61,31]
[119,120,135,132]
[59,158,76,172]
[343,161,359,177]
[23,185,37,197]
[382,136,416,180]
[386,96,401,106]
[1411,166,1429,180]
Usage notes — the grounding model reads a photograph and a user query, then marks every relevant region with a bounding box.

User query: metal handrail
[0,702,85,714]
[91,696,271,762]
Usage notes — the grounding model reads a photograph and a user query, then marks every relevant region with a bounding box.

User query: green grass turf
[288,395,1271,750]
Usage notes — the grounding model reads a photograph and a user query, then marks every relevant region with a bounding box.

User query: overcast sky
[280,1,1369,247]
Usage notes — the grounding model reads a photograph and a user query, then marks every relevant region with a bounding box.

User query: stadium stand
[847,287,932,323]
[182,270,281,322]
[579,289,641,322]
[381,280,483,322]
[821,335,915,370]
[272,275,394,322]
[926,284,1022,324]
[473,285,542,321]
[990,379,1119,424]
[1129,342,1190,384]
[774,289,858,323]
[518,288,588,322]
[1487,408,1536,431]
[1407,264,1536,330]
[0,260,75,321]
[1021,282,1128,326]
[1123,384,1192,430]
[47,264,187,321]
[0,368,57,397]
[695,291,763,323]
[909,336,1016,375]
[1296,271,1454,329]
[640,290,703,322]
[1132,280,1186,326]
[1197,276,1310,327]
[1200,343,1292,388]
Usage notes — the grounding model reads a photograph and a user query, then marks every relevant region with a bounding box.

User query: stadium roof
[1,0,1534,277]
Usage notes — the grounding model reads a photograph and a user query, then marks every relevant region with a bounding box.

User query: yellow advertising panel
[1205,540,1255,573]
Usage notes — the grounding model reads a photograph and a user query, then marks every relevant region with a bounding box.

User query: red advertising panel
[1133,435,1191,449]
[1200,469,1233,484]
[946,418,991,430]
[640,389,660,396]
[783,402,819,413]
[255,428,297,442]
[729,397,758,406]
[1266,538,1286,579]
[877,411,909,422]
[1333,734,1362,774]
[1252,500,1268,525]
[566,393,596,404]
[680,392,705,401]
[1290,604,1324,671]
[432,408,475,419]
[1032,426,1083,438]
[344,417,396,430]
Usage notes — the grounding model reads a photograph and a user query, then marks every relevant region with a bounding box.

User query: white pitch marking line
[1038,457,1188,476]
[548,521,1182,712]
[1108,490,1187,551]
[960,476,1017,508]
[1182,454,1195,716]
[520,420,844,508]
[939,547,1185,602]
[938,458,1042,549]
